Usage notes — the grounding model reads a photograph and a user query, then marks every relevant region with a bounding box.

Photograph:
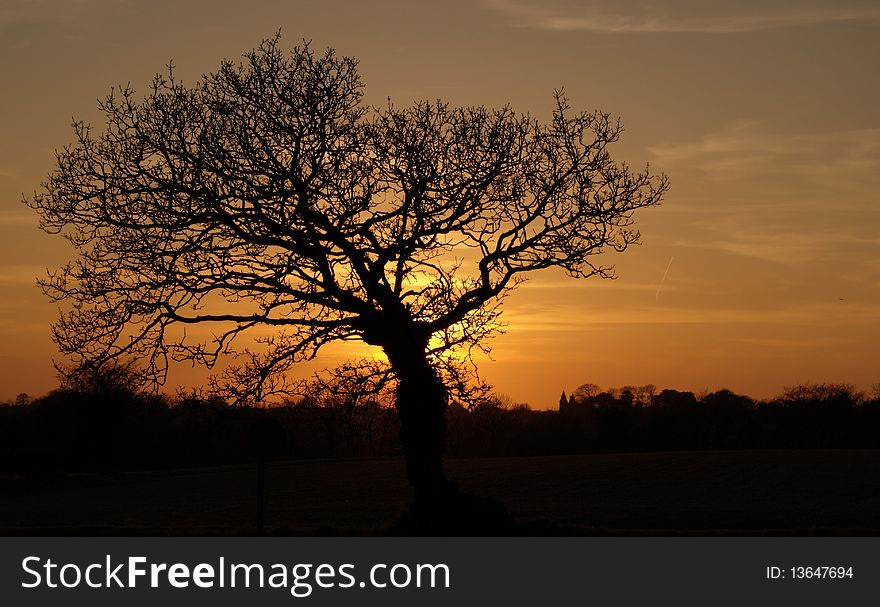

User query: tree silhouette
[27,36,667,507]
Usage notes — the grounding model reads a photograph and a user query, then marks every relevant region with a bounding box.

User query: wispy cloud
[0,0,130,28]
[484,0,880,33]
[0,212,41,226]
[502,300,880,332]
[671,230,880,266]
[648,123,880,178]
[648,123,880,265]
[0,265,49,286]
[518,278,672,292]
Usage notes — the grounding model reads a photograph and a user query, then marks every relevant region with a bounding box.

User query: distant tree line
[2,376,879,476]
[0,381,400,477]
[548,383,880,454]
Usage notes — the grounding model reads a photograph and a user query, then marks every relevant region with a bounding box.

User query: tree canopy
[29,36,667,504]
[29,36,667,404]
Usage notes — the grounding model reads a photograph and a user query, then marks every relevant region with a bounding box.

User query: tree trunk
[382,338,450,508]
[380,328,511,533]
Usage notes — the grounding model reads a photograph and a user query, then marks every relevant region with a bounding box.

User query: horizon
[2,0,878,407]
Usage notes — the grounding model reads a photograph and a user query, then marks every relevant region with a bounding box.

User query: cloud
[671,230,880,266]
[503,300,880,333]
[651,123,880,198]
[1,0,78,24]
[0,211,41,226]
[518,278,670,292]
[0,0,131,28]
[0,265,46,286]
[647,123,880,264]
[484,0,880,33]
[648,123,880,177]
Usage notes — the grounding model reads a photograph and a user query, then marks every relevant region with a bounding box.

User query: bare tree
[573,383,602,402]
[27,36,668,506]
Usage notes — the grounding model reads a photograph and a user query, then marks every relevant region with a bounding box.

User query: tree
[28,36,668,507]
[573,383,601,403]
[61,358,146,397]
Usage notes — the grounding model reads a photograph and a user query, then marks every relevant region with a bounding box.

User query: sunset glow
[1,0,878,407]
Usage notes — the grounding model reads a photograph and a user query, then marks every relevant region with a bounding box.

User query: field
[2,450,879,535]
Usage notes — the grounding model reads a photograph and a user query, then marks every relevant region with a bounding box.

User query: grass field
[2,450,879,535]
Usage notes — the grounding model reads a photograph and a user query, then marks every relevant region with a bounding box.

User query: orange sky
[1,0,878,407]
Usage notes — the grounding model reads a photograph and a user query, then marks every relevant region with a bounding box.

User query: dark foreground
[2,450,878,535]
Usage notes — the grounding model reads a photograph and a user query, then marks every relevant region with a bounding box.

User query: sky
[1,0,878,407]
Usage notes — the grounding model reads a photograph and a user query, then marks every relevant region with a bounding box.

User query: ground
[2,450,878,535]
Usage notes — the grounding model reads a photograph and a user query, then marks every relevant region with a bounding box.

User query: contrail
[655,256,674,301]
